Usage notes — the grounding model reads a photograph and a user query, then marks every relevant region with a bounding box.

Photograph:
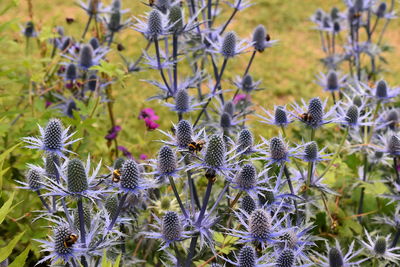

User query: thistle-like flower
[241,195,257,215]
[315,239,366,266]
[230,207,288,248]
[120,159,153,195]
[252,24,277,52]
[22,119,80,158]
[36,225,82,265]
[222,245,268,266]
[144,211,190,250]
[377,133,400,157]
[233,74,262,93]
[360,229,400,263]
[316,70,346,92]
[257,105,293,128]
[291,97,337,128]
[164,89,202,113]
[258,136,300,165]
[175,120,194,148]
[208,31,250,58]
[229,164,269,198]
[133,9,171,40]
[17,166,44,191]
[300,141,329,163]
[237,128,257,154]
[336,101,372,128]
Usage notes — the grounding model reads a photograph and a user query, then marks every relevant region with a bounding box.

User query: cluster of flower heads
[18,0,400,266]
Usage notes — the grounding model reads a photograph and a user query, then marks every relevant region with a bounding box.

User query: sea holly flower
[22,119,80,158]
[237,128,262,155]
[336,101,372,129]
[164,88,203,113]
[221,245,269,266]
[252,24,277,52]
[230,207,290,249]
[17,165,45,191]
[119,159,154,195]
[314,239,367,266]
[376,108,399,131]
[133,9,172,40]
[42,156,106,200]
[64,43,109,71]
[241,195,257,215]
[257,105,293,128]
[291,97,338,129]
[233,74,263,93]
[257,136,300,166]
[144,211,190,250]
[299,141,330,163]
[360,229,400,263]
[36,224,84,265]
[373,2,397,19]
[228,163,269,198]
[208,31,251,58]
[146,145,183,183]
[356,79,400,103]
[376,133,400,157]
[316,70,347,92]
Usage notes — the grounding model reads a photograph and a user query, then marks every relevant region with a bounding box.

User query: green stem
[318,127,349,179]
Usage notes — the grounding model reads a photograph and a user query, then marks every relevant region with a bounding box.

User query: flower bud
[235,164,257,190]
[220,113,232,129]
[238,246,256,267]
[221,31,237,58]
[276,249,295,267]
[27,168,42,190]
[162,211,182,241]
[45,153,61,179]
[176,120,193,148]
[249,209,271,240]
[252,25,266,52]
[89,37,100,50]
[308,97,323,127]
[223,101,235,117]
[345,105,359,125]
[304,141,318,162]
[120,159,140,190]
[65,63,77,81]
[44,119,63,151]
[275,106,288,125]
[327,70,338,91]
[270,137,287,161]
[241,195,256,215]
[328,247,344,267]
[376,80,388,99]
[175,89,189,113]
[105,195,118,218]
[374,237,387,255]
[74,204,91,230]
[237,129,254,153]
[204,135,226,169]
[242,75,254,93]
[169,5,183,33]
[79,44,94,69]
[148,10,163,37]
[157,145,177,175]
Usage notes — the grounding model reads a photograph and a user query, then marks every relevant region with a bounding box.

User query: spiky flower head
[328,247,344,267]
[374,237,387,255]
[67,158,88,193]
[330,7,340,20]
[241,195,256,215]
[26,168,42,190]
[387,135,400,156]
[175,120,193,148]
[238,245,256,267]
[78,44,94,70]
[376,2,387,17]
[65,63,77,81]
[89,37,100,50]
[74,204,91,230]
[148,9,163,37]
[307,97,323,127]
[157,145,177,175]
[54,226,75,256]
[220,112,232,129]
[221,31,237,58]
[44,119,63,151]
[237,128,254,153]
[386,110,398,130]
[168,5,183,33]
[162,211,182,242]
[269,137,287,161]
[275,106,289,126]
[120,159,140,190]
[24,21,36,37]
[376,80,388,99]
[279,231,298,249]
[223,101,235,117]
[45,153,60,180]
[276,249,295,267]
[249,209,271,240]
[235,164,257,190]
[156,0,171,13]
[108,9,121,32]
[175,89,189,113]
[327,70,338,91]
[260,190,275,205]
[304,141,318,162]
[105,195,118,219]
[345,105,359,125]
[204,135,226,169]
[242,74,254,93]
[253,25,267,52]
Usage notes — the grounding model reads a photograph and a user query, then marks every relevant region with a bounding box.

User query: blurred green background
[0,0,400,264]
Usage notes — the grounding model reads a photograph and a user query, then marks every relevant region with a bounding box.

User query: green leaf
[8,245,30,267]
[0,231,25,262]
[113,254,121,267]
[0,191,15,224]
[101,250,112,267]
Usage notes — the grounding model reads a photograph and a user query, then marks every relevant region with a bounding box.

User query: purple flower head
[144,118,160,130]
[139,108,159,121]
[233,93,248,105]
[117,146,133,159]
[105,125,122,141]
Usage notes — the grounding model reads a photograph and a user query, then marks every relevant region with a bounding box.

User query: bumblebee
[299,112,313,123]
[63,234,78,248]
[188,140,206,153]
[266,34,271,42]
[112,169,121,183]
[149,0,155,6]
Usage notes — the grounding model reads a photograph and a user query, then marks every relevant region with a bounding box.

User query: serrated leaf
[8,245,30,267]
[0,231,25,263]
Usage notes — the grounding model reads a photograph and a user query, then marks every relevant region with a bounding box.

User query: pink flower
[144,117,159,130]
[139,154,148,160]
[233,93,249,104]
[105,125,122,141]
[139,108,159,121]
